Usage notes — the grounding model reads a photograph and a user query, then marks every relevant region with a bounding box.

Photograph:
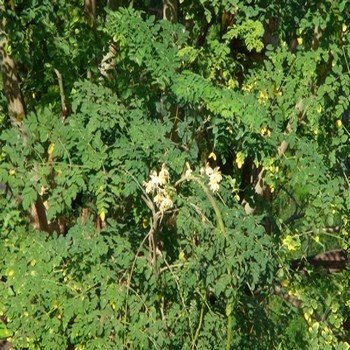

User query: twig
[191,303,205,350]
[283,212,304,225]
[281,185,304,225]
[54,68,67,120]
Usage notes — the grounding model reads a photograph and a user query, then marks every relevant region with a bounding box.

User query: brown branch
[290,249,348,274]
[273,285,302,309]
[30,195,50,233]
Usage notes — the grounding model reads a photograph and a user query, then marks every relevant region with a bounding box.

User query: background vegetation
[0,0,349,349]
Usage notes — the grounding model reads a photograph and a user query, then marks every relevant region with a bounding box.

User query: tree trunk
[163,0,178,23]
[0,13,50,233]
[84,0,96,27]
[0,18,25,126]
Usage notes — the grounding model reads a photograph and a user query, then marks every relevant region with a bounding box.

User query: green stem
[194,178,226,235]
[225,299,234,350]
[191,302,205,349]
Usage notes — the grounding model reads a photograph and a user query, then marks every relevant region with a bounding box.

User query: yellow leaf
[179,250,185,261]
[235,152,245,169]
[304,311,312,323]
[208,152,217,161]
[48,143,55,155]
[99,211,106,222]
[142,217,148,228]
[281,279,289,287]
[282,235,301,251]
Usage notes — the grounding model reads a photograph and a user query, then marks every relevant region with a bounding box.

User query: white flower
[153,190,173,212]
[159,195,173,212]
[199,163,223,192]
[143,164,173,212]
[205,163,214,176]
[153,191,164,206]
[184,162,192,179]
[149,171,162,186]
[144,180,154,194]
[158,164,169,185]
[143,167,168,193]
[210,167,222,183]
[209,178,220,192]
[205,164,222,192]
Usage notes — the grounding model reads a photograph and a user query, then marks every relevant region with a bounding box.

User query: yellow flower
[336,119,342,128]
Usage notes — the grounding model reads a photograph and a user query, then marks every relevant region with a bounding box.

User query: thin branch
[281,184,304,225]
[54,68,68,120]
[191,303,205,350]
[283,212,304,225]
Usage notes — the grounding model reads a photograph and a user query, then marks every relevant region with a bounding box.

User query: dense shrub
[0,1,349,348]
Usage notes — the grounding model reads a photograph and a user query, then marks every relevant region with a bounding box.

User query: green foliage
[223,19,265,52]
[0,0,349,349]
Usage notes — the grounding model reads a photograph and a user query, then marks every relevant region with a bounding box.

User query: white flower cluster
[143,164,174,212]
[201,163,222,192]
